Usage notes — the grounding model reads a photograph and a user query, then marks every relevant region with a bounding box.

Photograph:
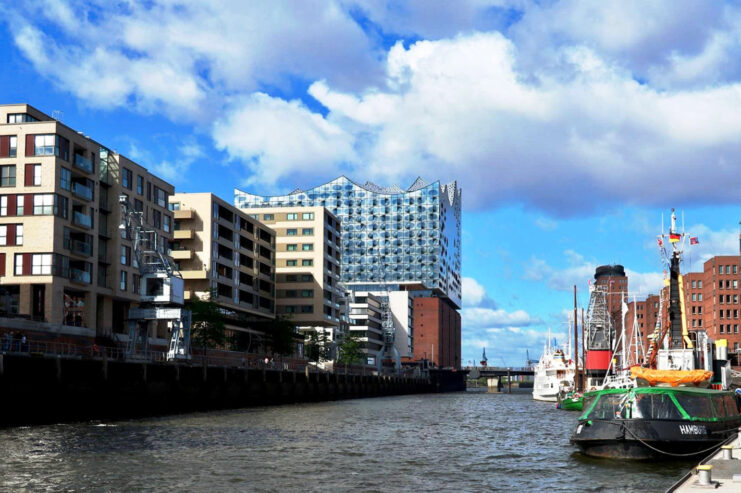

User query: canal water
[0,389,693,492]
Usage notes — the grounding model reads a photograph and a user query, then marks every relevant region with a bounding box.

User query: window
[263,214,274,220]
[30,164,41,186]
[0,225,6,245]
[286,213,298,220]
[7,113,37,123]
[168,202,180,211]
[300,305,314,313]
[121,245,130,265]
[300,274,312,282]
[0,196,5,216]
[134,199,143,212]
[9,136,16,158]
[302,228,313,235]
[1,165,15,186]
[698,294,703,301]
[735,280,739,289]
[55,195,68,219]
[136,175,144,195]
[302,212,314,220]
[14,254,23,275]
[287,228,297,236]
[301,289,313,298]
[691,281,696,288]
[302,244,313,251]
[302,259,313,266]
[34,194,54,215]
[15,225,22,245]
[16,197,23,216]
[154,187,167,207]
[698,281,702,288]
[692,294,696,301]
[153,210,161,229]
[122,168,132,189]
[60,167,71,190]
[735,265,739,274]
[120,271,127,291]
[32,254,53,275]
[286,260,297,267]
[164,215,171,233]
[34,135,55,156]
[727,265,732,274]
[286,244,297,251]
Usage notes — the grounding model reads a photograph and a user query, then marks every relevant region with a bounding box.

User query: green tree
[305,330,329,363]
[187,295,226,349]
[268,315,297,356]
[337,331,363,365]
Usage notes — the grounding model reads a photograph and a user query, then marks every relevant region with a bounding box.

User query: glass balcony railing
[72,182,93,201]
[73,154,94,173]
[72,211,93,228]
[71,240,92,256]
[70,268,91,284]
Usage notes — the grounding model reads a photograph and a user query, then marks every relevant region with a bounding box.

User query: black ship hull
[570,417,741,460]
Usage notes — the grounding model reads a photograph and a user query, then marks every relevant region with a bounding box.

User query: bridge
[463,366,534,377]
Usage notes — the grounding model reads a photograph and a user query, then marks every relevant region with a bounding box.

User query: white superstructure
[533,331,575,402]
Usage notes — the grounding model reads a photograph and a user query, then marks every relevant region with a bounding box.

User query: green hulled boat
[570,386,741,459]
[559,391,583,411]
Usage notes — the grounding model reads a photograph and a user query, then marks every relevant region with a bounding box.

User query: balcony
[72,182,93,201]
[181,269,208,280]
[66,239,92,257]
[174,208,194,220]
[70,268,91,284]
[173,229,193,240]
[72,211,93,229]
[170,249,192,260]
[73,154,94,174]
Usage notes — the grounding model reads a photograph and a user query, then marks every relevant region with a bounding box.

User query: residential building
[0,103,174,341]
[347,290,384,361]
[168,193,276,336]
[245,206,344,332]
[234,176,462,367]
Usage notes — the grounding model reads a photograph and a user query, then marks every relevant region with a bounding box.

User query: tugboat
[571,210,739,459]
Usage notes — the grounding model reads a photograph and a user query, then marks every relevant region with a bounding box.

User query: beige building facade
[168,193,276,329]
[246,206,343,329]
[0,104,174,340]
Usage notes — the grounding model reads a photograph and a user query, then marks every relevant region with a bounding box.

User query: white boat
[533,330,575,402]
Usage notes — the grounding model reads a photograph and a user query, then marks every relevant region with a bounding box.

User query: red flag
[690,236,699,245]
[657,238,663,247]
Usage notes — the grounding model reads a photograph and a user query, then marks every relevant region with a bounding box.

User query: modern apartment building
[0,104,174,340]
[235,176,463,367]
[168,193,276,333]
[245,206,344,330]
[347,290,384,360]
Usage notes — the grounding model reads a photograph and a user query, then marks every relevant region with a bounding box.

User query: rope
[596,420,731,458]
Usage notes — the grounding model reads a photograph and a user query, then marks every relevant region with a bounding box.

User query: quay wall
[0,354,465,427]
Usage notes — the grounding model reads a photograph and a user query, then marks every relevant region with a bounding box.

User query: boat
[570,386,741,459]
[571,209,737,459]
[533,329,575,402]
[558,390,583,411]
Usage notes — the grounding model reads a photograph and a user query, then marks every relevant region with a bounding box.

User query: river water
[0,389,693,492]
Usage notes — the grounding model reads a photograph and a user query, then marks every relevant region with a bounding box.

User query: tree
[268,315,297,356]
[337,331,363,365]
[187,295,226,349]
[305,329,329,364]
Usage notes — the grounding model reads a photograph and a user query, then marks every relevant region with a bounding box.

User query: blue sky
[3,1,741,366]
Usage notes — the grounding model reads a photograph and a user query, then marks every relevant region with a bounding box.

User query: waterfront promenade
[669,429,741,491]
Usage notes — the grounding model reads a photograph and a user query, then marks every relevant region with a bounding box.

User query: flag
[669,233,681,243]
[690,236,699,245]
[657,238,663,247]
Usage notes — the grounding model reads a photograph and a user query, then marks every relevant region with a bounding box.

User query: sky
[2,0,741,367]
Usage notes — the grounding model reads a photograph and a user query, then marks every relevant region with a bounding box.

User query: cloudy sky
[3,0,741,366]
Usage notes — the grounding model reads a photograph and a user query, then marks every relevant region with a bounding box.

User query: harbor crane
[119,195,191,361]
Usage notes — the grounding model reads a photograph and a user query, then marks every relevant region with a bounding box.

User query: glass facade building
[234,176,462,308]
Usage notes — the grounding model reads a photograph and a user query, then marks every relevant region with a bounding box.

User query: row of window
[285,259,313,267]
[691,293,704,301]
[122,168,169,207]
[286,228,314,236]
[719,324,739,334]
[717,280,739,289]
[283,305,314,314]
[690,280,703,289]
[0,224,23,246]
[279,289,314,298]
[718,294,739,304]
[716,264,739,275]
[0,164,42,187]
[719,309,739,319]
[256,212,315,221]
[286,244,313,251]
[0,194,68,218]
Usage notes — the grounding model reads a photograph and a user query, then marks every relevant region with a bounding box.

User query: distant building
[235,176,462,367]
[0,103,174,342]
[245,206,345,344]
[167,193,276,338]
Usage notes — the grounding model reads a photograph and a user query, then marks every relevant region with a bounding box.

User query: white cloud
[212,94,357,187]
[462,307,540,328]
[535,217,558,231]
[462,277,486,307]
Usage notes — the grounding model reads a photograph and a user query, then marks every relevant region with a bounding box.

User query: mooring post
[507,370,511,394]
[0,354,4,375]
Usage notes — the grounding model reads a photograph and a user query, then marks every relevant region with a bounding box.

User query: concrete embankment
[0,354,465,427]
[668,429,741,492]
